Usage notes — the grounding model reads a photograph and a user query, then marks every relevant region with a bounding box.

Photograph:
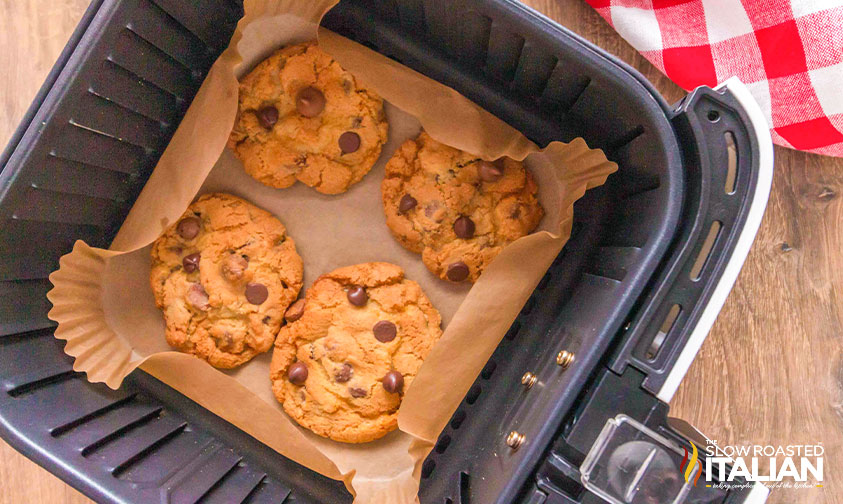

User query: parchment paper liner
[46,1,618,501]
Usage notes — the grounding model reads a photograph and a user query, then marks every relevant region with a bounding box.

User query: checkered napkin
[586,0,843,156]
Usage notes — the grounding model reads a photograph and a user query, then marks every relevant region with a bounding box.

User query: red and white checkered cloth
[586,0,843,157]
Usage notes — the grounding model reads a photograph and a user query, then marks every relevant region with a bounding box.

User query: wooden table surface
[1,1,841,503]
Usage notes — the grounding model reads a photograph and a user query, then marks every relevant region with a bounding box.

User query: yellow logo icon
[680,442,702,486]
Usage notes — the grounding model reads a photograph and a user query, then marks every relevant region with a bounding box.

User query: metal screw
[521,371,537,389]
[506,431,525,450]
[556,350,575,369]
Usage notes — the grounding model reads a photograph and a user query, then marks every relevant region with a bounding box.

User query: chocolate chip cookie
[228,42,388,194]
[150,193,303,368]
[382,132,544,282]
[269,262,442,443]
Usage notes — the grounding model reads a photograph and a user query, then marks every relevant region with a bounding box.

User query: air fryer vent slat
[149,0,234,53]
[459,10,492,65]
[166,446,242,504]
[71,92,165,150]
[75,403,164,456]
[91,60,181,124]
[108,417,188,475]
[109,30,193,99]
[512,44,558,99]
[13,185,122,226]
[51,394,138,436]
[3,368,76,397]
[484,23,525,82]
[52,123,150,175]
[131,0,212,71]
[200,467,267,504]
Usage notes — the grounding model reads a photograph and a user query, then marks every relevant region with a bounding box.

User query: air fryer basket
[0,0,772,503]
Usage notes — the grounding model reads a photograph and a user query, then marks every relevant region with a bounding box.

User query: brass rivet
[556,350,575,368]
[506,431,525,450]
[521,371,537,389]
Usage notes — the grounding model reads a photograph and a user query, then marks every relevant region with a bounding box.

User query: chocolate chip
[245,282,268,305]
[373,320,397,342]
[262,316,271,324]
[256,105,279,129]
[285,299,306,323]
[187,283,209,310]
[334,363,353,383]
[349,387,367,398]
[399,194,417,214]
[288,362,308,385]
[347,285,368,306]
[182,252,200,273]
[338,131,360,153]
[477,160,503,182]
[382,371,404,394]
[177,217,201,240]
[453,216,476,239]
[295,86,326,117]
[446,261,470,282]
[221,254,248,281]
[510,204,521,219]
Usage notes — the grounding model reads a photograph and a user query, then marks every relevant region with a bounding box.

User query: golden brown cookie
[382,132,544,282]
[228,42,388,194]
[269,262,442,443]
[150,193,303,368]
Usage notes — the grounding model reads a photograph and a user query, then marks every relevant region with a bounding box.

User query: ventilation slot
[50,394,138,437]
[460,11,492,65]
[690,221,722,280]
[167,447,242,504]
[480,360,496,379]
[484,24,524,82]
[108,418,188,475]
[512,46,558,98]
[465,384,482,405]
[201,471,267,504]
[724,131,738,194]
[435,434,451,454]
[450,410,466,429]
[607,125,645,155]
[647,304,681,361]
[3,369,76,397]
[421,459,436,479]
[77,405,164,456]
[505,320,521,341]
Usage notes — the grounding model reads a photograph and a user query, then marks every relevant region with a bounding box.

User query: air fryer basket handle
[607,78,774,403]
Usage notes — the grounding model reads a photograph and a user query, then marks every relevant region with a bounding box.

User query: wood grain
[0,1,840,503]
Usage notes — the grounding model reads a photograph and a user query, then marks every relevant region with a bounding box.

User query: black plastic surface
[0,0,763,503]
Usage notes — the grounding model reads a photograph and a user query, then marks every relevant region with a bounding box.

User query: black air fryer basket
[0,0,773,503]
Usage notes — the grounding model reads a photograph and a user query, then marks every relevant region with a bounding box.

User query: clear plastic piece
[581,415,726,504]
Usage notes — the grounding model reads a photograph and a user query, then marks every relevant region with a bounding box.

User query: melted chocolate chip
[285,299,306,323]
[373,320,397,343]
[338,131,360,153]
[245,282,268,305]
[334,363,353,383]
[399,194,417,214]
[453,216,476,239]
[288,362,308,385]
[446,261,470,282]
[347,285,368,306]
[349,387,367,398]
[295,87,326,117]
[182,252,200,273]
[477,160,504,182]
[187,283,209,311]
[177,217,201,240]
[382,371,404,394]
[256,105,279,129]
